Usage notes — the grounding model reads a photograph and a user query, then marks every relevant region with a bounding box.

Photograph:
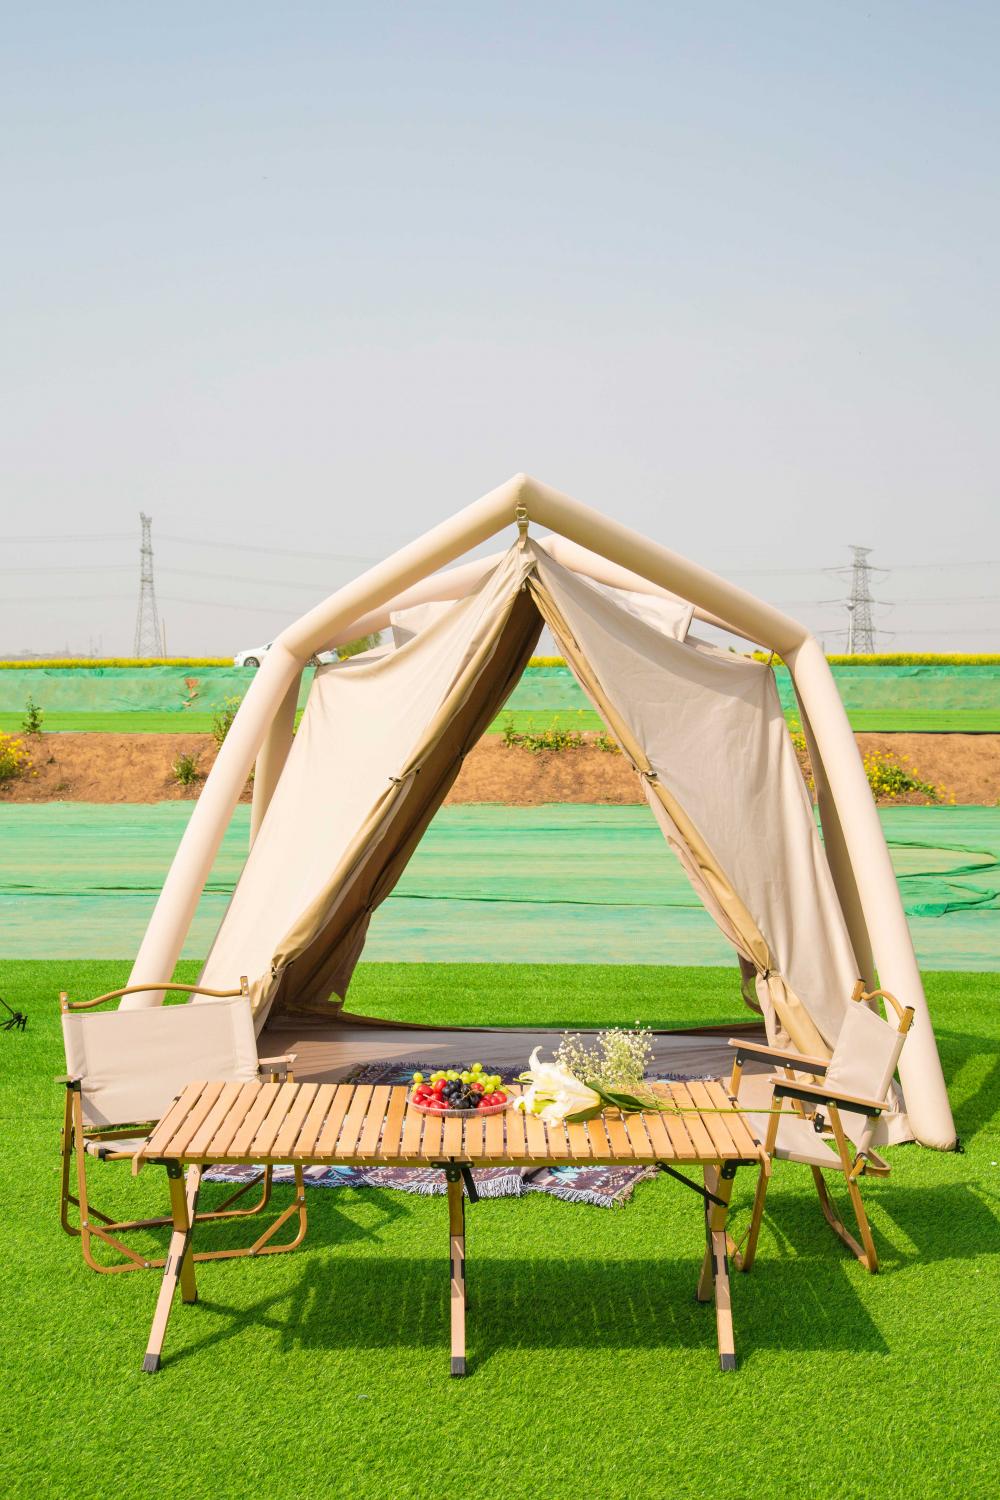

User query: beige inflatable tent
[125,474,956,1150]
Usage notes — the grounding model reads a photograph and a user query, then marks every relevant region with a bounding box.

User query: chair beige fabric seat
[84,1135,148,1158]
[59,982,307,1276]
[743,1113,841,1171]
[729,984,915,1275]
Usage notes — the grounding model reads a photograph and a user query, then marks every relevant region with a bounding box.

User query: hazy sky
[3,2,998,655]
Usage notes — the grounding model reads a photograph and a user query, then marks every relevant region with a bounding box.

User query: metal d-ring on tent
[122,474,956,1150]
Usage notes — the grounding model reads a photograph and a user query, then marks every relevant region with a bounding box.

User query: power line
[157,594,315,616]
[0,592,309,613]
[1,532,133,543]
[158,566,356,591]
[158,534,381,564]
[773,594,1000,607]
[0,593,135,604]
[0,563,134,575]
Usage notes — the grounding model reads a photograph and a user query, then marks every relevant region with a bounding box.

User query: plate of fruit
[408,1066,511,1115]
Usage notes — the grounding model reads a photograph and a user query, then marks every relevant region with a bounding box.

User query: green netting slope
[2,802,996,967]
[0,662,996,731]
[0,666,315,715]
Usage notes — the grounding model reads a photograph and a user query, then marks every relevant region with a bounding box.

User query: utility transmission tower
[133,512,164,657]
[845,544,878,655]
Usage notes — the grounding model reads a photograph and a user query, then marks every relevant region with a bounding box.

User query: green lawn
[1,959,997,1499]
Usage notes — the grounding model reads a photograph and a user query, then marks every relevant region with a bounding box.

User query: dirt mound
[0,732,247,804]
[1,730,997,806]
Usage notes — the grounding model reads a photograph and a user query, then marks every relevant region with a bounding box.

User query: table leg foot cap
[719,1353,737,1373]
[142,1354,161,1374]
[450,1357,466,1377]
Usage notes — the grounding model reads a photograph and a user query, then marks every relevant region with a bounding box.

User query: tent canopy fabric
[198,539,893,1125]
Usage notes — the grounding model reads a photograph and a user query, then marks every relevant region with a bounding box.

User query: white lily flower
[514,1046,601,1123]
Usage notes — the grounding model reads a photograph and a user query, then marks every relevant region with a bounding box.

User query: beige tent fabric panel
[199,547,538,1020]
[529,567,814,1055]
[756,972,831,1059]
[530,545,861,1054]
[265,567,541,1019]
[586,579,694,640]
[527,568,772,977]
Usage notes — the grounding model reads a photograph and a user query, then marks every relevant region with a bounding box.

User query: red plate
[407,1091,511,1117]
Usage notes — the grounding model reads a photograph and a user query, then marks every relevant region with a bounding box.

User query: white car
[234,642,340,669]
[233,643,271,668]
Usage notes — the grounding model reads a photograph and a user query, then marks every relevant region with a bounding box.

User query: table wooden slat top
[138,1078,764,1378]
[139,1079,761,1170]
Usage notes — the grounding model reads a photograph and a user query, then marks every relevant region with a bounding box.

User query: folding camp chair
[727,983,915,1274]
[59,979,308,1274]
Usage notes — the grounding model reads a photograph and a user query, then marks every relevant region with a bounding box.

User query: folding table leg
[695,1166,719,1304]
[445,1168,466,1376]
[143,1162,197,1373]
[704,1165,737,1372]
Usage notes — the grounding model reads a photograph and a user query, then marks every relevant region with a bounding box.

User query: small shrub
[211,696,243,747]
[500,716,585,753]
[787,718,808,757]
[21,696,44,734]
[172,752,202,787]
[863,749,944,804]
[592,730,621,754]
[500,716,521,749]
[0,733,31,783]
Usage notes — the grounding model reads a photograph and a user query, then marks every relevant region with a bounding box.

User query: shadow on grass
[732,1179,1000,1272]
[158,1239,893,1375]
[933,1028,1000,1143]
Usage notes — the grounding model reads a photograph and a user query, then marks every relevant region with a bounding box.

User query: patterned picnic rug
[204,1060,710,1208]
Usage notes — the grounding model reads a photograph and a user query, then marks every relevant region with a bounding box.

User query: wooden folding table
[136,1078,763,1374]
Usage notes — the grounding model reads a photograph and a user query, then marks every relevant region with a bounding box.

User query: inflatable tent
[125,475,956,1149]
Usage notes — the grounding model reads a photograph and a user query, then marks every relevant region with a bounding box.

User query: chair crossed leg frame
[60,1083,307,1275]
[728,1097,883,1276]
[142,1160,307,1372]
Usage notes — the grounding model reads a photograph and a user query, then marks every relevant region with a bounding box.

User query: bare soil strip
[3,731,997,806]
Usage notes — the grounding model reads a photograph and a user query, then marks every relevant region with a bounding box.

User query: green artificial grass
[0,711,223,733]
[845,709,1000,732]
[5,706,999,735]
[1,959,997,1499]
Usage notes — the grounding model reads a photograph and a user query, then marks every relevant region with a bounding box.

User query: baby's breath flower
[555,1023,654,1095]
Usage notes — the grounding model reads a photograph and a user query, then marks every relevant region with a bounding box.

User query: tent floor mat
[257,1015,769,1085]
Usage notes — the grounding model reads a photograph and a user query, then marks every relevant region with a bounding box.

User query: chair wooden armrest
[61,981,246,1012]
[727,1038,830,1074]
[769,1075,886,1116]
[55,1073,82,1087]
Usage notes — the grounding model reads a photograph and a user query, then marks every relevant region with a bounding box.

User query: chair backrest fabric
[62,996,259,1128]
[822,1000,907,1151]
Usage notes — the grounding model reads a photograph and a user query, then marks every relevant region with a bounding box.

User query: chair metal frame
[727,983,914,1274]
[58,979,308,1274]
